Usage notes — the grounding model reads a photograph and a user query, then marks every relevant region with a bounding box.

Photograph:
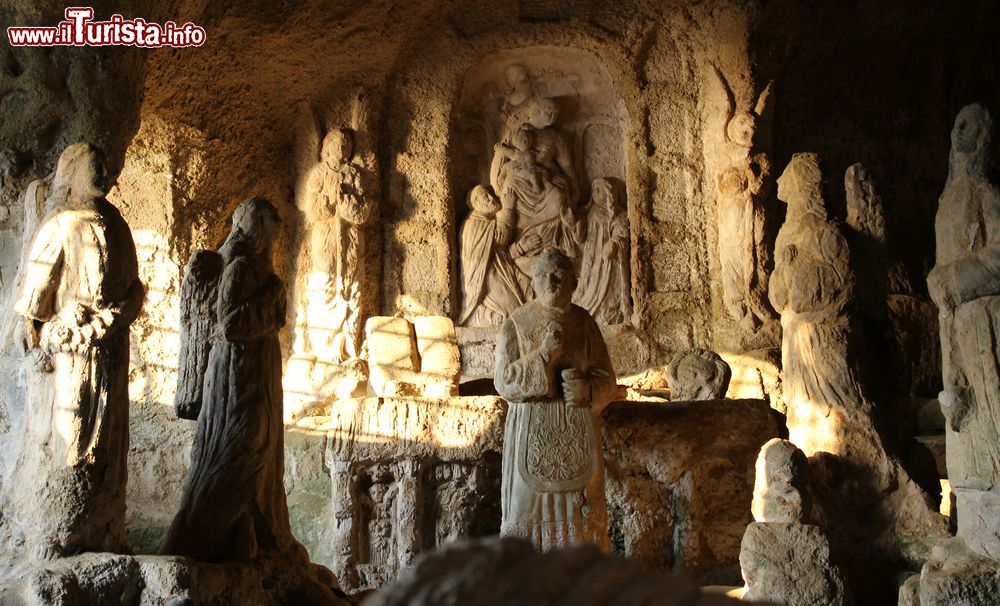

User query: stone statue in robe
[7,143,144,559]
[458,185,536,326]
[490,97,579,277]
[305,128,373,364]
[768,153,858,457]
[927,103,1000,559]
[495,249,616,551]
[708,67,777,342]
[571,178,630,325]
[770,153,944,559]
[161,198,306,564]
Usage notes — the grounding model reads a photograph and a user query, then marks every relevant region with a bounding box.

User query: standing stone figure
[495,249,616,551]
[305,128,373,364]
[770,153,944,563]
[458,185,533,326]
[710,68,777,341]
[927,103,1000,559]
[739,439,850,606]
[7,143,144,559]
[572,178,631,325]
[162,198,303,563]
[768,153,858,456]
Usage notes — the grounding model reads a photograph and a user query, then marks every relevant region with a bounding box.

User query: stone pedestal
[904,537,1000,606]
[955,489,1000,560]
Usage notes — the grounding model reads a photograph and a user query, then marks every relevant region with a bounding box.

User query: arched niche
[450,46,633,335]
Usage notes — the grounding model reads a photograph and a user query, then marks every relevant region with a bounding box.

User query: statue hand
[940,388,970,430]
[927,266,955,316]
[541,322,564,358]
[603,241,617,260]
[561,368,591,407]
[519,234,543,254]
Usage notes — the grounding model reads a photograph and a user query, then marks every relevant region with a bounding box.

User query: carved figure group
[709,67,777,343]
[495,249,616,551]
[458,63,632,328]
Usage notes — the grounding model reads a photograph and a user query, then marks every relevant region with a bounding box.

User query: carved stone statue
[490,97,579,278]
[740,438,850,605]
[770,152,945,563]
[928,103,1000,559]
[571,178,630,324]
[7,142,144,559]
[458,185,531,326]
[495,249,616,551]
[666,348,731,401]
[305,128,373,364]
[768,153,858,456]
[162,198,305,563]
[709,67,777,343]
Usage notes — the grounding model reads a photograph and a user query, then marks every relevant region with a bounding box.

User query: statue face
[528,100,558,129]
[258,204,281,247]
[532,254,576,308]
[776,167,791,203]
[505,64,528,88]
[470,187,499,215]
[727,112,756,147]
[512,127,533,151]
[953,107,985,154]
[593,180,614,214]
[322,131,353,165]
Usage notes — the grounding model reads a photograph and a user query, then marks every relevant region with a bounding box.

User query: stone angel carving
[707,65,778,342]
[174,249,225,420]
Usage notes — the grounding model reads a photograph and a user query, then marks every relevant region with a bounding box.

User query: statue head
[526,97,559,129]
[777,152,827,220]
[229,197,281,255]
[948,103,995,183]
[321,128,354,166]
[468,185,500,216]
[531,248,577,309]
[505,64,529,89]
[512,125,534,152]
[752,438,810,523]
[591,178,617,216]
[48,142,107,210]
[727,111,757,148]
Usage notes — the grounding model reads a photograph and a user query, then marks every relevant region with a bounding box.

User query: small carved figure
[305,128,373,364]
[495,249,616,551]
[928,103,1000,559]
[162,198,306,564]
[709,67,777,341]
[8,143,144,559]
[740,439,850,605]
[458,185,533,326]
[572,178,630,324]
[666,348,731,401]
